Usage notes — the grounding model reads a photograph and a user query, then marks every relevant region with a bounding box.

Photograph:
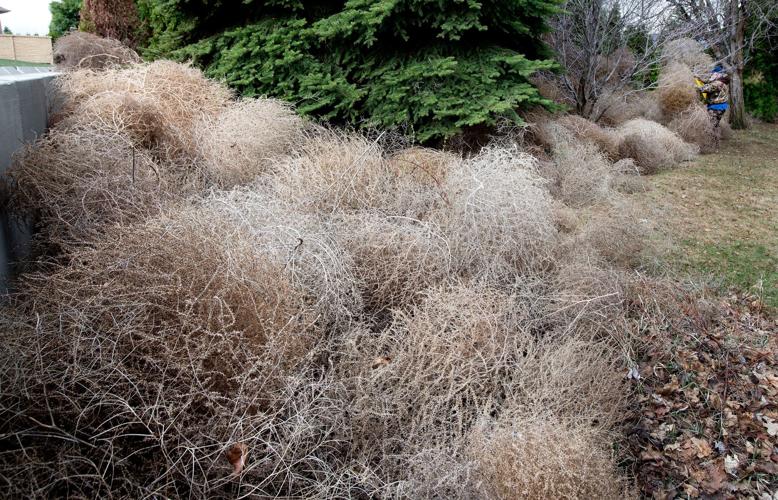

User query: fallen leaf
[762,416,778,436]
[691,437,713,459]
[226,442,248,476]
[724,454,739,476]
[701,464,727,494]
[640,447,664,462]
[371,356,391,369]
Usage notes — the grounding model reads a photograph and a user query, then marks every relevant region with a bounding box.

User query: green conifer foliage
[140,0,560,142]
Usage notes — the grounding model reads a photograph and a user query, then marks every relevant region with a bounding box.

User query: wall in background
[0,35,53,64]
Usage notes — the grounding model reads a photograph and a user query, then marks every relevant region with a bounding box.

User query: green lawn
[640,123,778,308]
[0,58,52,67]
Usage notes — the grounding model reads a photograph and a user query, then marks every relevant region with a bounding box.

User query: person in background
[697,65,730,149]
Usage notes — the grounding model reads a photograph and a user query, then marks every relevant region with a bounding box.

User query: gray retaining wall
[1,69,57,294]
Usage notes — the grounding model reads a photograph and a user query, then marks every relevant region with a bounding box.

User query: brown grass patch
[540,139,614,208]
[335,213,451,315]
[6,128,193,244]
[663,38,714,74]
[432,145,557,281]
[386,146,458,185]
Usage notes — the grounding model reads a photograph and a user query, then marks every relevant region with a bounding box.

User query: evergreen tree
[140,0,561,143]
[49,0,82,40]
[80,0,141,46]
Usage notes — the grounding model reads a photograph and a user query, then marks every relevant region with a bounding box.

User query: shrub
[556,115,621,160]
[273,132,395,214]
[334,213,452,316]
[610,158,649,194]
[745,37,778,122]
[56,61,231,140]
[53,31,140,69]
[273,131,446,219]
[668,105,716,153]
[7,129,186,244]
[195,98,307,188]
[539,139,614,208]
[720,116,734,139]
[0,191,360,496]
[386,147,458,186]
[0,45,654,497]
[7,61,233,244]
[617,118,697,173]
[662,38,714,74]
[80,0,141,46]
[143,1,558,143]
[565,200,649,269]
[432,145,557,281]
[48,0,82,40]
[338,285,534,446]
[657,62,699,119]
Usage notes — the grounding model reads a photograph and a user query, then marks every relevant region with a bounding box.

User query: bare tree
[667,0,778,128]
[546,0,677,122]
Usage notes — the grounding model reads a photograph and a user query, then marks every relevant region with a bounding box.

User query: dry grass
[5,61,236,244]
[599,91,663,126]
[56,61,232,144]
[0,56,677,497]
[386,146,458,185]
[274,131,451,221]
[668,104,717,153]
[470,418,627,499]
[334,213,451,315]
[432,145,557,281]
[556,114,621,160]
[720,112,734,139]
[339,284,624,448]
[657,62,699,119]
[196,98,307,188]
[567,201,650,269]
[53,31,140,70]
[0,191,362,497]
[611,158,650,194]
[618,118,698,173]
[540,137,614,208]
[6,128,193,244]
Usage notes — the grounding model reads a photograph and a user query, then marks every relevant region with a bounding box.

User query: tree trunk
[728,0,748,129]
[730,65,747,129]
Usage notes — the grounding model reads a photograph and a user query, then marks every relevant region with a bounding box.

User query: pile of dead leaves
[626,292,778,498]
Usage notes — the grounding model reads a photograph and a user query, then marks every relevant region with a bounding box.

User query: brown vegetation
[657,62,699,119]
[196,98,307,187]
[0,36,742,497]
[668,104,717,153]
[53,31,140,69]
[80,0,141,46]
[618,118,698,173]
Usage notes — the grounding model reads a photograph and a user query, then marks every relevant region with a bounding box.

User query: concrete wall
[0,36,54,64]
[1,71,57,293]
